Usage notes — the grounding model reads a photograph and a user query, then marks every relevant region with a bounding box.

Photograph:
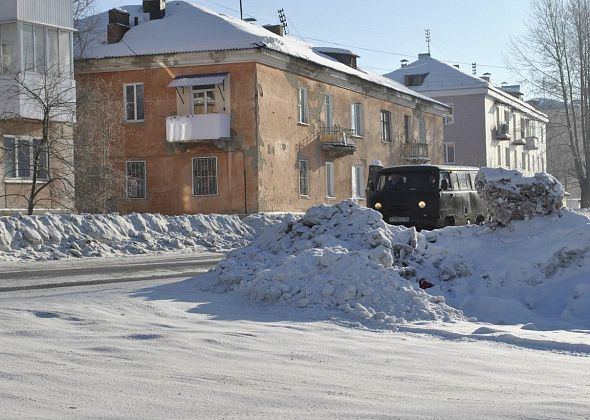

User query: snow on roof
[384,54,487,91]
[312,47,359,57]
[77,1,442,106]
[385,54,547,120]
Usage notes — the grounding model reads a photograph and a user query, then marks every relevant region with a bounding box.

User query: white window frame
[191,86,216,115]
[298,159,309,197]
[2,135,49,182]
[418,118,426,143]
[404,115,411,143]
[351,164,365,200]
[351,103,363,137]
[325,161,335,199]
[297,87,308,125]
[126,160,146,199]
[124,83,145,122]
[444,103,454,125]
[192,156,218,196]
[443,142,455,164]
[380,110,392,143]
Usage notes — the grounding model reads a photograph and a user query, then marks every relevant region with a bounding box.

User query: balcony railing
[319,125,356,157]
[401,142,430,163]
[166,113,230,142]
[496,123,511,141]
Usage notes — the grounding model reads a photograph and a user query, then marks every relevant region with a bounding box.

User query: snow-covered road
[1,274,589,419]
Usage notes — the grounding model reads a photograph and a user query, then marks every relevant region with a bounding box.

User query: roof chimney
[107,8,130,44]
[401,59,409,68]
[418,52,431,59]
[262,24,284,37]
[143,0,166,20]
[481,72,491,82]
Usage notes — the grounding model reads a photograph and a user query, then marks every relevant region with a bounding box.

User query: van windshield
[376,171,438,192]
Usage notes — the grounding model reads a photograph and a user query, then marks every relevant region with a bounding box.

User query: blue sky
[96,0,533,94]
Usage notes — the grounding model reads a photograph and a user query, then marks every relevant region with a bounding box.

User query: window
[521,152,526,170]
[192,86,215,115]
[458,173,470,190]
[404,115,411,143]
[298,159,309,196]
[297,87,308,124]
[124,83,145,122]
[418,118,426,143]
[0,23,17,74]
[520,117,526,139]
[380,110,392,143]
[126,161,146,199]
[20,24,70,75]
[3,136,49,180]
[505,147,511,168]
[47,28,58,72]
[351,103,363,136]
[444,103,454,125]
[23,24,34,72]
[351,164,365,199]
[324,94,334,129]
[444,142,455,164]
[440,172,452,190]
[58,30,72,75]
[497,145,502,166]
[193,157,217,196]
[326,161,335,198]
[404,74,428,87]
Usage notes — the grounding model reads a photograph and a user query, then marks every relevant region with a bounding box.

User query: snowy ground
[1,278,589,419]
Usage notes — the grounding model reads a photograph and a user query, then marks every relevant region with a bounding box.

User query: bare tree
[0,67,77,215]
[73,0,99,59]
[75,79,126,213]
[511,0,590,207]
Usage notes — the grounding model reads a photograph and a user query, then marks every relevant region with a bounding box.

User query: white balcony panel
[166,113,230,142]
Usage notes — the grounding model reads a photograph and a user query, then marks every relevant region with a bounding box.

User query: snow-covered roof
[384,54,487,91]
[77,1,442,107]
[384,54,547,120]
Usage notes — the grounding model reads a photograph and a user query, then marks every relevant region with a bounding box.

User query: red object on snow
[419,278,434,289]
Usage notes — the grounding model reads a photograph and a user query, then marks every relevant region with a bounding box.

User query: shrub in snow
[475,168,564,225]
[203,200,463,327]
[0,212,256,261]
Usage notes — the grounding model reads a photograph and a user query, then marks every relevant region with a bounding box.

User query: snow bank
[203,200,464,328]
[0,212,255,262]
[415,209,590,329]
[475,168,564,225]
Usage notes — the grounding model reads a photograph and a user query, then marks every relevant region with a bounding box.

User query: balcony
[525,136,539,150]
[319,126,356,158]
[166,113,230,143]
[496,123,511,141]
[402,143,430,163]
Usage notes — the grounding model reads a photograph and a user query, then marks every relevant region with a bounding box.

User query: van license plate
[389,216,410,223]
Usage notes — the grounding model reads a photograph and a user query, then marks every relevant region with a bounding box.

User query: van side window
[440,172,452,190]
[451,173,460,190]
[465,173,474,190]
[458,172,469,190]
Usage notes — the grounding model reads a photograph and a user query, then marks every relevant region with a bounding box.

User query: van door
[439,171,457,226]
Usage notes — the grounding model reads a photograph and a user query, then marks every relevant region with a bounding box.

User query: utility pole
[425,29,431,54]
[240,0,243,20]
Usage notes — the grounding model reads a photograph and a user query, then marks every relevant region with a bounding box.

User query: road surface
[0,251,224,292]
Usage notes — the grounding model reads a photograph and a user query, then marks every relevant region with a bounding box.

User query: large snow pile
[242,212,300,234]
[416,209,590,329]
[475,168,564,225]
[0,212,255,262]
[203,200,464,328]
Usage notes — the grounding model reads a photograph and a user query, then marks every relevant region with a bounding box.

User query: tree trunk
[581,181,590,208]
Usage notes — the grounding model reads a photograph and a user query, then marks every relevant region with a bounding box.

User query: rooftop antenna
[239,0,243,20]
[425,29,431,54]
[472,62,477,75]
[278,8,288,35]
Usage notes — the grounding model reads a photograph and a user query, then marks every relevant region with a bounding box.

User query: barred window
[126,160,146,199]
[193,157,217,196]
[298,159,309,197]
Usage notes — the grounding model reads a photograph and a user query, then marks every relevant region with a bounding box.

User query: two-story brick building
[75,0,448,215]
[0,0,75,213]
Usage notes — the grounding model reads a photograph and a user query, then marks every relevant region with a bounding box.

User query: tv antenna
[472,62,477,75]
[425,29,431,54]
[278,8,289,35]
